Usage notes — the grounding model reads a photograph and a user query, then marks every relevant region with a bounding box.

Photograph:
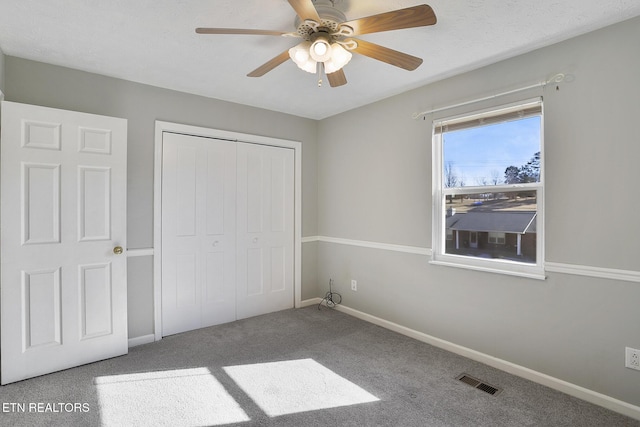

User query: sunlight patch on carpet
[224,358,379,417]
[95,367,250,426]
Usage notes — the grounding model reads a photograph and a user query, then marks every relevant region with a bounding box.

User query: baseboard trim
[128,334,155,348]
[297,297,323,308]
[334,304,640,421]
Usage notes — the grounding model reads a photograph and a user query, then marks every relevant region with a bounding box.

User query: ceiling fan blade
[287,0,321,23]
[327,69,347,87]
[196,28,289,36]
[349,38,423,71]
[340,4,436,36]
[247,50,291,77]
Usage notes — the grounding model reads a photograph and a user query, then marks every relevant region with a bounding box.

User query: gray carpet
[0,306,638,426]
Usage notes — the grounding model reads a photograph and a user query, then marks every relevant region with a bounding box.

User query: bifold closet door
[236,143,294,319]
[161,133,294,336]
[161,133,237,336]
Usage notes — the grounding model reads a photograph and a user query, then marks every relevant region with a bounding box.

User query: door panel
[22,119,61,150]
[246,248,264,297]
[78,127,112,154]
[271,246,286,292]
[162,133,237,336]
[204,252,225,301]
[206,148,226,235]
[1,101,127,385]
[246,150,264,233]
[23,163,61,244]
[23,268,62,349]
[270,155,287,232]
[79,263,113,339]
[236,143,294,320]
[78,166,111,241]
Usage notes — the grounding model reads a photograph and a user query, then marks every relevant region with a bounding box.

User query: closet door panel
[236,143,294,319]
[161,133,236,336]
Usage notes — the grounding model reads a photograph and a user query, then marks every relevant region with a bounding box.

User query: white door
[0,101,128,384]
[161,133,294,336]
[161,132,237,336]
[470,231,478,249]
[236,143,294,319]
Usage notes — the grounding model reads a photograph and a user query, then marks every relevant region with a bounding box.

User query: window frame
[431,98,545,280]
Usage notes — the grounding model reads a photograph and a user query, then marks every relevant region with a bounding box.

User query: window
[488,232,506,245]
[432,99,544,279]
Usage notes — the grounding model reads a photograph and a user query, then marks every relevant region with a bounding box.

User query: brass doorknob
[113,246,124,255]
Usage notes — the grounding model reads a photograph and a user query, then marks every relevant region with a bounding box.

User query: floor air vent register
[457,374,502,396]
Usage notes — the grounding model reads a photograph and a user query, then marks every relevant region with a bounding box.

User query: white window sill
[429,258,546,281]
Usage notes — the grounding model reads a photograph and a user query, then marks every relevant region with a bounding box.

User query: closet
[160,131,294,336]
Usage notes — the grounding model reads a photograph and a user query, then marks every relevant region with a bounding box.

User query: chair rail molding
[126,248,155,258]
[306,236,640,283]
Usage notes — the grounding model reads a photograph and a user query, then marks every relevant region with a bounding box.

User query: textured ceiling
[1,0,639,119]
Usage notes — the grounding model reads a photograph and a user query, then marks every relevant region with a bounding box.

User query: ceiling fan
[196,0,437,87]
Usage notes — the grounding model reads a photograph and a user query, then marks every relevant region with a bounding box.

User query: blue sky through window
[443,116,541,186]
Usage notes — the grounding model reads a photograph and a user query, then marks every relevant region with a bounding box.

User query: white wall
[3,59,320,338]
[316,16,640,408]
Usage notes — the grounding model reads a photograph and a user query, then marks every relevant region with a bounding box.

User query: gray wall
[316,16,640,407]
[0,47,5,95]
[3,58,319,338]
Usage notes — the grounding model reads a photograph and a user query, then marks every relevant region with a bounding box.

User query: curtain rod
[411,73,566,120]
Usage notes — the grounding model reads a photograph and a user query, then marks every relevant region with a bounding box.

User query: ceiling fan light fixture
[300,59,318,73]
[290,41,311,62]
[289,41,318,73]
[309,37,332,62]
[323,43,352,74]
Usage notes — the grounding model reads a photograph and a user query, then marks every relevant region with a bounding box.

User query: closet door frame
[153,121,302,342]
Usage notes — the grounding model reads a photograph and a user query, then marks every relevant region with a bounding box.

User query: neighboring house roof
[446,211,537,234]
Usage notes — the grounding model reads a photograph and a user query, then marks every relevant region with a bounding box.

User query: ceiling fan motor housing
[294,0,347,40]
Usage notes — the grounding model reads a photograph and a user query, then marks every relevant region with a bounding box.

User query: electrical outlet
[625,347,640,371]
[351,280,357,291]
